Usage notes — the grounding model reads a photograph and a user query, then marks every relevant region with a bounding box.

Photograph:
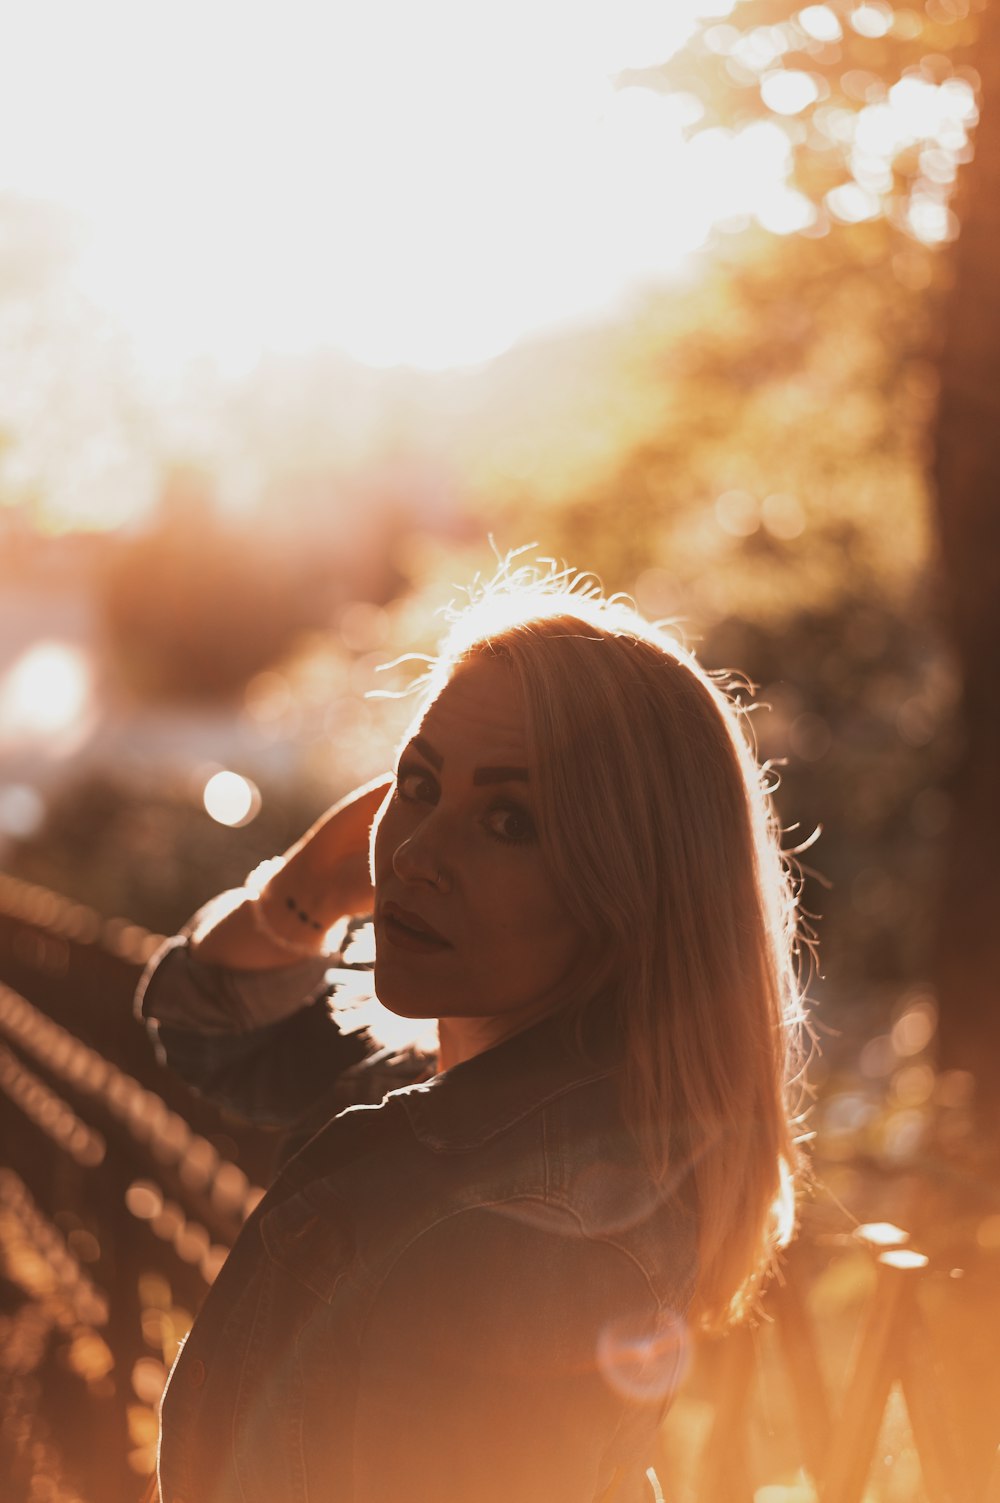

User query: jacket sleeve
[135,918,333,1036]
[350,1204,679,1503]
[135,934,373,1127]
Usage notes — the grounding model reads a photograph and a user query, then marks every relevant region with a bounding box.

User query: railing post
[900,1305,972,1503]
[769,1260,832,1482]
[819,1247,927,1503]
[696,1322,756,1503]
[981,1443,1000,1503]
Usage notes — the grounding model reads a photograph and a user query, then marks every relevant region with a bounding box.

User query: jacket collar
[395,1003,622,1152]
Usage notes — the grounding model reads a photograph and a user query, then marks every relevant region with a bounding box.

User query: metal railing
[0,875,276,1503]
[664,1225,990,1503]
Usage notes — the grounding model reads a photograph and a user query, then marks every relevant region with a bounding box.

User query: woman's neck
[436,1002,561,1072]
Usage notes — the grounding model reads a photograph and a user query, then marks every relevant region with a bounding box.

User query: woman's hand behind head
[268,775,394,930]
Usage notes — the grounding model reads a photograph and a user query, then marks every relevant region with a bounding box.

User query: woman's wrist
[247,894,328,959]
[244,858,334,959]
[232,780,384,965]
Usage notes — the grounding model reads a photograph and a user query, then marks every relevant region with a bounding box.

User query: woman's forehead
[412,656,529,767]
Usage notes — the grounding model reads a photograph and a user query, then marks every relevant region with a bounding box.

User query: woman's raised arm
[188,775,392,970]
[134,776,394,1125]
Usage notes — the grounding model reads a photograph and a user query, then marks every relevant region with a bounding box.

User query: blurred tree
[426,1,996,1087]
[508,220,938,612]
[929,0,1000,1124]
[652,0,980,244]
[540,0,997,1100]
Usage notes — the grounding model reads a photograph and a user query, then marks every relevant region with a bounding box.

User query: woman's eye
[396,766,437,804]
[486,804,536,845]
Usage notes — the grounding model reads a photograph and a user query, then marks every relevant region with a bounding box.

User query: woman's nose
[391,822,451,894]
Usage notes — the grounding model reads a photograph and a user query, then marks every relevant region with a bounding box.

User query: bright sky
[0,0,819,375]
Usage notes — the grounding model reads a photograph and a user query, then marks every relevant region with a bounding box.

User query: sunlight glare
[879,1248,929,1271]
[761,70,822,116]
[850,3,893,39]
[855,1221,909,1248]
[1,0,806,377]
[0,785,46,838]
[891,999,937,1056]
[0,643,92,740]
[907,196,958,244]
[826,182,881,223]
[797,6,843,43]
[756,188,818,235]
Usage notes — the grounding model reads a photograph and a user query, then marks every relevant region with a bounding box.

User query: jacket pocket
[259,1184,355,1304]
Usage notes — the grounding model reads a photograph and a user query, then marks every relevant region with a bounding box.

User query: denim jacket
[140,948,698,1503]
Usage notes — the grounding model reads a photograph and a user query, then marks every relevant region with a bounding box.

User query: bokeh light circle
[202,771,261,828]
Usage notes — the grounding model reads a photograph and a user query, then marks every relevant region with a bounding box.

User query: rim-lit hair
[418,558,811,1331]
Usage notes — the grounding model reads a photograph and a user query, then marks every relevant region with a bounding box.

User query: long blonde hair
[424,560,810,1331]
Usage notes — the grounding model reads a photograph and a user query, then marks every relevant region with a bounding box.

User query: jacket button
[188,1358,206,1389]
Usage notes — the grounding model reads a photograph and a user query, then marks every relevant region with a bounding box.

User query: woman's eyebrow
[411,735,443,769]
[409,736,528,783]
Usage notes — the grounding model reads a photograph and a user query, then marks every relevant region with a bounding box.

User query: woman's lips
[379,901,451,954]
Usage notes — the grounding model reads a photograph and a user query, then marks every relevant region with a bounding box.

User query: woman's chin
[373,971,439,1022]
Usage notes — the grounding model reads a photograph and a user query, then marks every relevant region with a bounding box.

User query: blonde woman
[137,563,808,1503]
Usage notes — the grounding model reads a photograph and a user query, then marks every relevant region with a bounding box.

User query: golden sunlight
[0,643,93,742]
[0,0,830,378]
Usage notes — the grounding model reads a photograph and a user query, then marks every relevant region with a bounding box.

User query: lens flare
[202,771,260,828]
[597,1308,688,1402]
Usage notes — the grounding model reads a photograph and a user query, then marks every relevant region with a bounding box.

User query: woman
[137,563,808,1503]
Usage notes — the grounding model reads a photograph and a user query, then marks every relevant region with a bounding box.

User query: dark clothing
[138,943,698,1503]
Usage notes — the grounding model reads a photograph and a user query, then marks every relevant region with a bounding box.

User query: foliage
[650,0,982,243]
[479,221,941,620]
[705,588,959,995]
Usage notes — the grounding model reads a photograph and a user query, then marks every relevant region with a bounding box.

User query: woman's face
[372,655,591,1027]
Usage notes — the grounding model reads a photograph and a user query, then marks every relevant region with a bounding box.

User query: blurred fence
[664,1236,990,1503]
[0,873,994,1503]
[0,875,278,1503]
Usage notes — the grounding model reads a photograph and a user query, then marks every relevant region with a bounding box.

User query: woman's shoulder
[278,1034,695,1313]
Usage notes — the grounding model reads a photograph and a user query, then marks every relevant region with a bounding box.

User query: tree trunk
[931,0,1000,1138]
